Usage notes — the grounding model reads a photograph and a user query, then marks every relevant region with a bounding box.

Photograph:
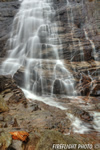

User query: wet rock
[12,118,19,127]
[28,103,39,112]
[4,114,12,123]
[76,74,92,96]
[68,105,93,122]
[80,111,93,122]
[23,132,41,150]
[53,79,74,95]
[8,89,26,104]
[0,115,4,121]
[0,76,6,92]
[90,81,100,96]
[24,130,83,150]
[0,75,27,104]
[36,130,83,150]
[76,75,100,96]
[23,129,100,150]
[53,79,65,94]
[28,101,71,134]
[4,123,8,128]
[0,95,9,113]
[96,103,100,110]
[54,0,100,62]
[0,0,20,57]
[9,140,23,150]
[0,124,3,128]
[0,75,16,92]
[13,67,25,87]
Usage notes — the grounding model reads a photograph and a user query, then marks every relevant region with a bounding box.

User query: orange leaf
[12,135,18,140]
[10,131,29,141]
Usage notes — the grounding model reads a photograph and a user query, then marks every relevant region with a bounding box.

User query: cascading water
[0,0,76,97]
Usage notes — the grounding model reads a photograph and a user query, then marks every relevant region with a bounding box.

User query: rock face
[0,0,20,57]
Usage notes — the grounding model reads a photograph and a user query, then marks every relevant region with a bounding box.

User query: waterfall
[0,0,76,97]
[0,0,100,135]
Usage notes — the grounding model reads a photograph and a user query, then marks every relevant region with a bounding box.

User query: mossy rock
[0,95,9,113]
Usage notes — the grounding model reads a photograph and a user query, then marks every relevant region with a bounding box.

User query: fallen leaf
[10,131,29,141]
